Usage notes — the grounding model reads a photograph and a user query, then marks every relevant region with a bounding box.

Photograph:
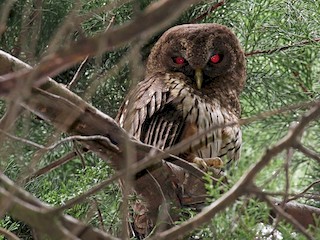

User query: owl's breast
[167,74,227,159]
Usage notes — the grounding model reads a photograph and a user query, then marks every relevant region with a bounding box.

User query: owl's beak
[195,68,203,89]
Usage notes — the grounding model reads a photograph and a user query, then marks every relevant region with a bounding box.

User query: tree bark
[0,50,208,236]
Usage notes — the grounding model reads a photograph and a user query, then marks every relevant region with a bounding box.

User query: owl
[117,23,246,170]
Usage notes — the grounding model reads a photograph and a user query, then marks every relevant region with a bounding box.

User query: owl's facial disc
[146,23,246,94]
[169,54,224,89]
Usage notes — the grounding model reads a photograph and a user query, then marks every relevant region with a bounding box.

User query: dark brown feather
[116,73,184,150]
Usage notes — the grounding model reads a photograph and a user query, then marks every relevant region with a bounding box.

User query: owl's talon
[193,157,209,170]
[193,157,223,170]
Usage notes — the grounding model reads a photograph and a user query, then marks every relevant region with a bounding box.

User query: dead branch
[66,16,115,90]
[0,0,202,95]
[0,47,211,235]
[245,38,320,57]
[0,227,20,240]
[26,151,78,181]
[271,198,320,229]
[67,56,89,89]
[294,143,320,164]
[190,1,225,23]
[286,179,320,203]
[0,172,119,240]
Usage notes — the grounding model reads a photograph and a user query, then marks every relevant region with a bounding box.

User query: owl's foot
[193,157,223,170]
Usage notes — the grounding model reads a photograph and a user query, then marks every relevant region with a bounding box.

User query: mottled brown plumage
[117,23,246,168]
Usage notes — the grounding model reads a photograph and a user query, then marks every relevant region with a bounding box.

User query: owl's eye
[173,56,186,65]
[210,54,222,64]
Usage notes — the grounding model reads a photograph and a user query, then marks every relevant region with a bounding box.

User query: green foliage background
[0,0,319,239]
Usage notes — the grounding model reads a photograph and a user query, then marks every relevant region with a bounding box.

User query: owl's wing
[116,74,184,150]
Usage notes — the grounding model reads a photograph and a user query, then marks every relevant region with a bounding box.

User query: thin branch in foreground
[245,38,320,57]
[67,56,89,89]
[294,143,320,164]
[93,198,106,231]
[146,101,318,170]
[0,0,202,95]
[0,172,119,240]
[282,148,293,208]
[67,16,115,90]
[247,188,320,202]
[25,151,78,182]
[190,1,224,23]
[152,104,320,240]
[0,129,119,153]
[286,179,320,203]
[0,227,20,240]
[51,171,121,212]
[0,0,17,37]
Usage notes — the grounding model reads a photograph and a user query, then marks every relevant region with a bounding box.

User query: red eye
[174,56,185,65]
[210,54,221,64]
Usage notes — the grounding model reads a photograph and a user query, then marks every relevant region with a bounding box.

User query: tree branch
[245,38,320,57]
[0,48,210,234]
[0,227,20,240]
[0,0,202,95]
[1,48,320,238]
[190,1,224,23]
[294,143,320,164]
[286,179,320,203]
[154,103,320,240]
[0,172,119,240]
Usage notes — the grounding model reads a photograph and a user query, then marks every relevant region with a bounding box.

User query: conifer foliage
[0,0,319,239]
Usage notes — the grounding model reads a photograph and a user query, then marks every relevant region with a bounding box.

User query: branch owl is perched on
[117,23,246,170]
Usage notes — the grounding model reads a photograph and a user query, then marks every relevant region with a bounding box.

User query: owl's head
[146,24,246,94]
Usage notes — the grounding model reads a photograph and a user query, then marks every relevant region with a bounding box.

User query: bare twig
[153,104,320,240]
[51,172,121,212]
[190,1,224,23]
[286,179,320,203]
[28,0,43,62]
[0,129,119,152]
[74,142,86,168]
[0,102,23,131]
[247,188,320,201]
[67,16,116,90]
[67,56,89,89]
[0,0,202,95]
[46,0,84,54]
[0,227,20,240]
[245,38,320,57]
[93,198,106,231]
[281,148,293,208]
[25,151,78,181]
[294,143,320,164]
[0,172,119,240]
